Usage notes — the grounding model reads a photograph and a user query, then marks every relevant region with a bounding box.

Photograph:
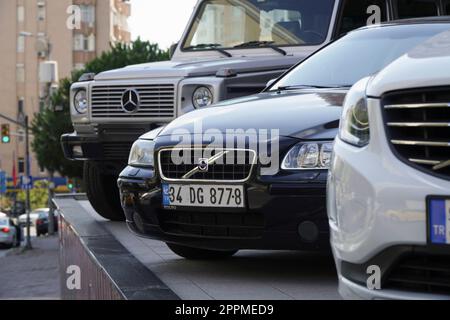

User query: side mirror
[169,43,178,59]
[266,79,277,89]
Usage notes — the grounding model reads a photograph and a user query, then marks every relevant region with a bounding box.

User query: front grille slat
[158,148,256,182]
[382,87,450,180]
[91,83,176,120]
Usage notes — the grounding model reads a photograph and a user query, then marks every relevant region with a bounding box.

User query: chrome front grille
[382,88,450,180]
[158,148,257,182]
[90,84,176,119]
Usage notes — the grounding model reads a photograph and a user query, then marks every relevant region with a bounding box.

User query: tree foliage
[31,39,169,178]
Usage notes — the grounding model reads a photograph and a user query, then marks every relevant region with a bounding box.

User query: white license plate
[162,184,245,208]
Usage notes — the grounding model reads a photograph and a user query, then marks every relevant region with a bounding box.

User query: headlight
[339,78,370,147]
[282,142,334,170]
[192,86,213,108]
[128,140,155,167]
[73,89,88,114]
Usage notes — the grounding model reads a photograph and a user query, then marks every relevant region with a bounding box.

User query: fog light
[298,221,319,243]
[72,145,83,157]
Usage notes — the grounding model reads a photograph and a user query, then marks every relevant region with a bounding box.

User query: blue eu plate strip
[429,199,449,245]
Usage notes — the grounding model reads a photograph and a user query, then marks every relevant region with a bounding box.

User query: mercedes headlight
[282,142,334,170]
[128,140,155,167]
[339,78,370,147]
[73,89,88,114]
[192,86,213,108]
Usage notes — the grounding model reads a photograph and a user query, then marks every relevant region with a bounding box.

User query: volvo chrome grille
[91,84,176,119]
[158,148,257,182]
[382,88,450,180]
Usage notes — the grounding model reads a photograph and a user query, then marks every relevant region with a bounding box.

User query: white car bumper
[328,98,450,300]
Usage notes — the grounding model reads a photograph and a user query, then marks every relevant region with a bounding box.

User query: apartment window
[74,34,95,52]
[17,35,25,53]
[16,64,25,83]
[18,98,24,114]
[73,34,84,51]
[88,34,96,52]
[18,158,25,174]
[37,2,46,21]
[81,5,96,25]
[17,6,25,22]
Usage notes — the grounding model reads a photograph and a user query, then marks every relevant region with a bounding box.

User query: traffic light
[1,124,10,144]
[67,179,74,191]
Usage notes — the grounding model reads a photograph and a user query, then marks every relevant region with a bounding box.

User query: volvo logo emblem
[198,158,209,172]
[121,89,140,113]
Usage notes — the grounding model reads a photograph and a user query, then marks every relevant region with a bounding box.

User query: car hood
[94,55,306,81]
[158,89,347,141]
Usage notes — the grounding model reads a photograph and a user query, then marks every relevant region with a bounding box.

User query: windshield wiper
[276,84,352,92]
[184,43,232,57]
[234,41,287,56]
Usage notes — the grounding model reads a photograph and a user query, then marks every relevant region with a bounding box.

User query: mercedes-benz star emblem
[121,89,140,113]
[198,158,209,172]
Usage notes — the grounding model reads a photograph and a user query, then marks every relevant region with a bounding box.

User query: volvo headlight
[282,142,334,170]
[73,89,88,114]
[339,78,370,147]
[128,140,155,167]
[192,86,213,108]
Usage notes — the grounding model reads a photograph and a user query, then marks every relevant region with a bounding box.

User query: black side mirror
[169,43,178,59]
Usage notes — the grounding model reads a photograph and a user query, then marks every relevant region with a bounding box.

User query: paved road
[0,236,60,299]
[80,201,341,300]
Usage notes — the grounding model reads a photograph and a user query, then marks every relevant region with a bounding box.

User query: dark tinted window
[445,1,450,14]
[396,0,439,19]
[337,0,388,37]
[272,24,450,89]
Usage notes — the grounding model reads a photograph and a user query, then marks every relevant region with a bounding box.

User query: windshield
[272,24,450,90]
[183,0,336,51]
[0,219,8,226]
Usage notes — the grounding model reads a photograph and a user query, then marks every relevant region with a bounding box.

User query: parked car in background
[62,0,448,222]
[117,18,450,260]
[19,208,49,227]
[0,217,20,249]
[328,24,450,299]
[36,211,59,237]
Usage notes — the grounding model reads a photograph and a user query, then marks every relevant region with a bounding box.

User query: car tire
[84,161,125,221]
[166,243,238,260]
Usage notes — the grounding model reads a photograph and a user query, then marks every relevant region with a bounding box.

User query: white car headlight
[339,78,370,147]
[192,86,213,108]
[282,141,334,170]
[128,140,155,167]
[73,89,88,114]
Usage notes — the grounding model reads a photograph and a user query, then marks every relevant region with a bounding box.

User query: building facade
[0,0,131,181]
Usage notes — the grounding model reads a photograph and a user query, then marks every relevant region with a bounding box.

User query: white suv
[328,27,450,300]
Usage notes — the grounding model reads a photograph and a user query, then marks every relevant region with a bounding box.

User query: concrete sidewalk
[0,236,60,300]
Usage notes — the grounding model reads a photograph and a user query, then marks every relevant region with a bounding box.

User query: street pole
[0,112,32,250]
[24,116,32,250]
[48,172,55,236]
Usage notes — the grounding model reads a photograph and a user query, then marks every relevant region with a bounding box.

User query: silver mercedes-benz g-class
[62,0,442,220]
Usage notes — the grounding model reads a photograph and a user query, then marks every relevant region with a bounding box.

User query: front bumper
[61,124,160,162]
[328,98,450,299]
[118,166,330,251]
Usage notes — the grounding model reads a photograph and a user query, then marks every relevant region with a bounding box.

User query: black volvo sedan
[118,19,450,259]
